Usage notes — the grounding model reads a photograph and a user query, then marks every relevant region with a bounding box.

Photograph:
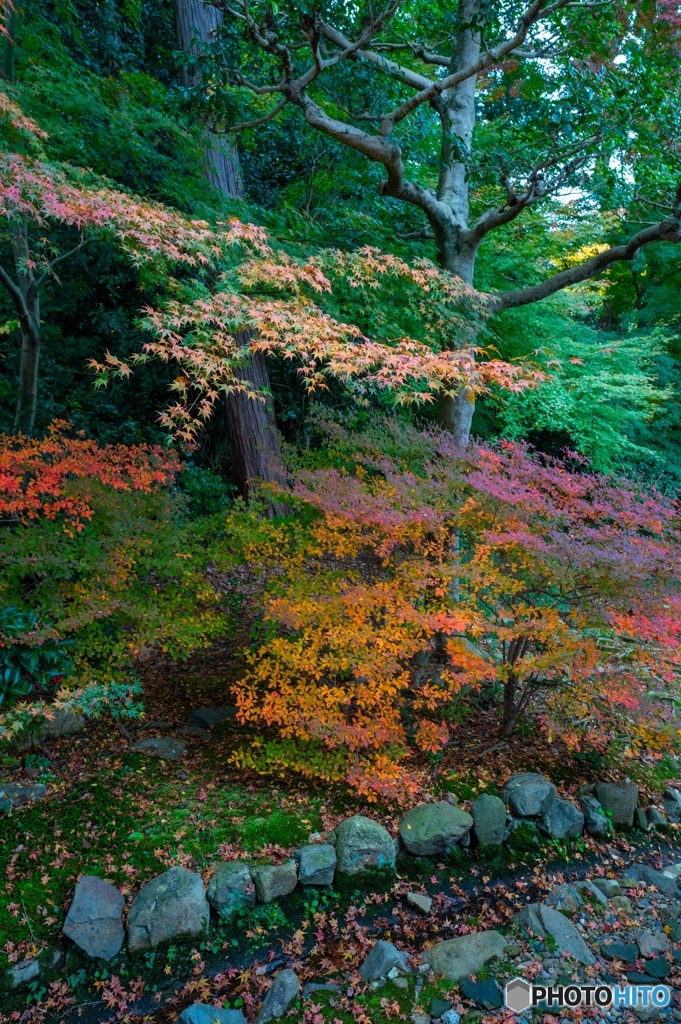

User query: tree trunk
[174,0,243,200]
[224,347,288,512]
[9,223,41,436]
[500,672,519,739]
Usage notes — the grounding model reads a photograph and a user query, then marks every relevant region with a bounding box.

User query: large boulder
[471,794,506,847]
[131,737,186,761]
[423,931,507,981]
[127,867,209,953]
[624,864,680,895]
[579,794,610,836]
[503,773,555,818]
[178,1007,247,1024]
[250,861,297,903]
[359,940,409,981]
[539,798,584,839]
[537,904,595,965]
[334,816,395,875]
[399,801,473,856]
[298,844,336,886]
[595,781,638,827]
[0,782,47,812]
[207,862,255,922]
[256,968,300,1024]
[62,875,125,960]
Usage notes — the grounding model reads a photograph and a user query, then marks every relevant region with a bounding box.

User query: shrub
[0,607,73,706]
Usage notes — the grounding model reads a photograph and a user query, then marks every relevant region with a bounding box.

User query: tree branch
[490,214,681,312]
[34,236,89,292]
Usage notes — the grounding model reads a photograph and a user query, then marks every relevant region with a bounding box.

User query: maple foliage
[230,418,681,801]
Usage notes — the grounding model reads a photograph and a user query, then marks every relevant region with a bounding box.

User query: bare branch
[225,97,289,132]
[35,236,89,292]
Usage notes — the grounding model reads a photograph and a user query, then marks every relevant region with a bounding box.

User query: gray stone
[503,773,556,817]
[537,904,595,964]
[190,707,237,728]
[430,998,453,1018]
[662,787,681,823]
[471,793,506,847]
[611,895,634,914]
[15,706,86,750]
[407,892,432,915]
[595,781,638,826]
[334,816,395,875]
[647,806,667,829]
[636,929,669,957]
[459,977,503,1010]
[132,737,186,761]
[539,798,584,839]
[601,942,639,963]
[545,883,583,913]
[7,957,40,989]
[207,862,255,922]
[634,807,650,831]
[441,1013,461,1024]
[302,983,341,999]
[250,861,297,903]
[579,794,610,836]
[643,958,670,979]
[178,1007,247,1024]
[592,878,622,898]
[574,880,608,905]
[359,940,410,981]
[127,866,209,953]
[0,782,47,811]
[514,903,546,937]
[256,968,300,1024]
[399,801,472,856]
[63,875,124,960]
[423,930,507,981]
[298,844,336,886]
[624,864,680,895]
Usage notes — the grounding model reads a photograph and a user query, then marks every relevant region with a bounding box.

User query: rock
[359,939,410,981]
[644,958,670,979]
[514,903,546,937]
[0,782,47,811]
[250,861,297,903]
[611,895,634,914]
[579,794,610,836]
[574,880,608,906]
[662,787,681,823]
[256,968,300,1024]
[503,773,556,817]
[15,706,86,750]
[601,942,639,963]
[178,726,210,742]
[62,875,125,960]
[647,806,666,829]
[430,998,453,1018]
[539,798,584,839]
[132,737,186,761]
[298,844,336,886]
[545,883,583,913]
[302,982,341,999]
[624,864,680,895]
[7,957,40,989]
[407,891,432,915]
[592,878,622,898]
[631,1006,662,1022]
[127,866,209,953]
[207,862,255,922]
[459,977,503,1010]
[334,815,396,875]
[399,801,472,856]
[440,1013,461,1024]
[190,707,237,728]
[178,1007,247,1024]
[471,793,506,846]
[537,904,595,964]
[636,929,669,957]
[594,781,638,826]
[634,807,650,831]
[423,930,507,981]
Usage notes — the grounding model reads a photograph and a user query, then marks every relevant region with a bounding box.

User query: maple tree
[230,418,681,800]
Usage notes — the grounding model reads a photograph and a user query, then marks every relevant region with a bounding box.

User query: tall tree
[175,0,287,503]
[207,0,681,443]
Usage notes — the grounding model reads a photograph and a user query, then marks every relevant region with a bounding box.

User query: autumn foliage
[231,420,681,801]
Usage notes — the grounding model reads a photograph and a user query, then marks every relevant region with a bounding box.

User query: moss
[334,866,396,898]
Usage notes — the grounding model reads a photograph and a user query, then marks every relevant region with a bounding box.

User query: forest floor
[0,645,679,1023]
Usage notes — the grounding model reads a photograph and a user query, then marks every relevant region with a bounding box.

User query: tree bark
[174,0,243,200]
[8,223,41,436]
[224,346,288,512]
